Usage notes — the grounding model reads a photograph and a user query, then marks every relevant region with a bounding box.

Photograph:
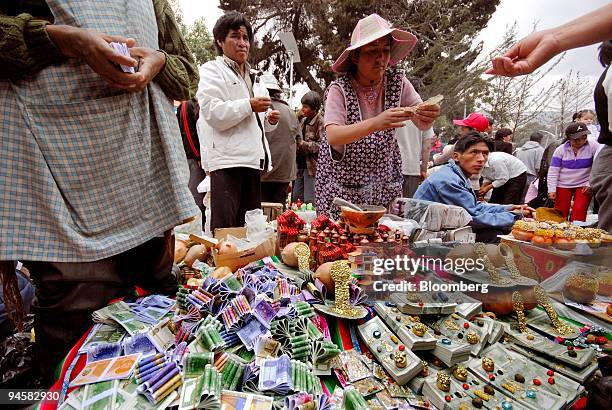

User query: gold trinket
[453,365,468,382]
[420,360,429,377]
[393,350,407,368]
[437,373,451,392]
[293,242,311,272]
[512,291,528,333]
[474,390,490,401]
[466,332,480,344]
[329,261,360,317]
[412,323,427,337]
[444,319,460,331]
[482,357,495,372]
[534,285,574,335]
[502,383,515,394]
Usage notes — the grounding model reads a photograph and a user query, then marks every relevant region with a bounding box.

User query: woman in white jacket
[196,12,279,230]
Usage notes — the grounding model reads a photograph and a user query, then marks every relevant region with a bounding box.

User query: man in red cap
[433,112,489,166]
[453,112,490,134]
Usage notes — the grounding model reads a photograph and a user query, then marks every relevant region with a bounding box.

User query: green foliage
[218,0,500,122]
[185,17,216,66]
[169,1,215,66]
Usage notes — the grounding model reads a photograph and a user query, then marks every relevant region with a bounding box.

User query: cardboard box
[214,227,247,240]
[190,229,276,272]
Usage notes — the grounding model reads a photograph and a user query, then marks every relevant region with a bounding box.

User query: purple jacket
[547,140,600,191]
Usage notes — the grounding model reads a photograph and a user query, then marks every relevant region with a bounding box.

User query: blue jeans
[292,169,315,204]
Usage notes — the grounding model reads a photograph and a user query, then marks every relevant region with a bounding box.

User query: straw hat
[332,13,417,74]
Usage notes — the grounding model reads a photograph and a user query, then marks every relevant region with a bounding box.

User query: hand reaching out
[485,29,562,77]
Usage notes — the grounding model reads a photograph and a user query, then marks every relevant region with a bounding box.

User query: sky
[178,0,609,108]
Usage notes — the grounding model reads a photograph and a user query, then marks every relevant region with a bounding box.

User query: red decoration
[399,345,405,351]
[488,374,495,381]
[463,383,469,390]
[445,395,452,402]
[533,378,541,386]
[548,377,555,385]
[547,370,554,377]
[567,346,574,351]
[463,322,470,329]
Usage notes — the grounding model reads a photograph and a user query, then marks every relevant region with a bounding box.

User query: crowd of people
[0,0,611,389]
[176,8,609,244]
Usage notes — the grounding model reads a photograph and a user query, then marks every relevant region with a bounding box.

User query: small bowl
[340,205,386,234]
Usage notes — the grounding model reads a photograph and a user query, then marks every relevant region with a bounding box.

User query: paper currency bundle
[137,361,182,404]
[195,323,225,352]
[221,355,247,392]
[178,364,222,410]
[183,352,215,378]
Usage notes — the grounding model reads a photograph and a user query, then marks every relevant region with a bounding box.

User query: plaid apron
[0,0,198,262]
[315,68,404,219]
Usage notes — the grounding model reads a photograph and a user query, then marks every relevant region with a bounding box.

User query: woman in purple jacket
[547,122,602,221]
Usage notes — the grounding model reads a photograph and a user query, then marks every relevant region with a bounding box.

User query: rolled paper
[136,362,167,383]
[184,352,214,377]
[150,365,180,394]
[143,362,176,390]
[153,372,181,400]
[197,326,214,350]
[222,361,236,386]
[291,339,309,349]
[214,353,228,370]
[292,345,310,356]
[203,364,212,394]
[229,364,244,391]
[153,377,182,403]
[224,361,239,389]
[138,353,165,367]
[136,358,166,375]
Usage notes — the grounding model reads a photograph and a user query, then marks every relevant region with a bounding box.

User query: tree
[169,0,215,66]
[555,70,594,132]
[184,18,216,65]
[218,0,500,121]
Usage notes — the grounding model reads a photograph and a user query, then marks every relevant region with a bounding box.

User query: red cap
[453,113,489,132]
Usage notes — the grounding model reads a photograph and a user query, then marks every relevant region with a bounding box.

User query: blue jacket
[414,161,519,229]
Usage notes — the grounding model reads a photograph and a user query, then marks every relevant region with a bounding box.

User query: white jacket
[196,57,276,172]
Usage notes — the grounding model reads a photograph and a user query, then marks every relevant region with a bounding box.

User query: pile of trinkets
[57,240,609,410]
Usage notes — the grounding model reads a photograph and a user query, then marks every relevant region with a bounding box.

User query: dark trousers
[469,222,511,244]
[187,158,206,230]
[25,237,175,386]
[261,181,289,207]
[491,172,527,205]
[210,167,261,231]
[402,175,421,198]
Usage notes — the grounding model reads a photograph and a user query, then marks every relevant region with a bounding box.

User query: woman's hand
[371,107,413,132]
[581,186,592,195]
[46,25,140,88]
[548,192,557,200]
[413,104,440,130]
[110,47,166,92]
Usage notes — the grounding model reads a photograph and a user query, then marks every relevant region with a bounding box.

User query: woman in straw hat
[315,14,440,218]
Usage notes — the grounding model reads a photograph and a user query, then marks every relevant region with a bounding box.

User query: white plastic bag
[245,209,274,244]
